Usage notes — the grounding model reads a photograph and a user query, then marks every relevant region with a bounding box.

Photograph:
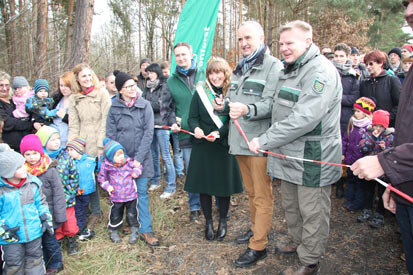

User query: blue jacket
[74,154,96,195]
[0,175,51,245]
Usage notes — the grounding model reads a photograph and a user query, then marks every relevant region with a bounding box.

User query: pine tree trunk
[64,0,75,65]
[34,0,48,78]
[65,0,95,70]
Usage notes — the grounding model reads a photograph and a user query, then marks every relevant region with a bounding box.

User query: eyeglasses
[123,83,137,91]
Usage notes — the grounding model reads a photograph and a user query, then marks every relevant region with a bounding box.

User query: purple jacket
[342,125,367,165]
[97,157,142,202]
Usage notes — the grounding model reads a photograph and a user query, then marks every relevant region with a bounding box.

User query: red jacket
[378,66,413,205]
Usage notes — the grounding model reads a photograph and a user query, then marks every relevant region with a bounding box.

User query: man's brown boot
[279,262,320,275]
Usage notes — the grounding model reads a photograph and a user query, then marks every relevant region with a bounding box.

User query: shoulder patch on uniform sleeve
[312,79,325,94]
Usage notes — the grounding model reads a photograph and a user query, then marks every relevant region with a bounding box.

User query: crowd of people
[0,1,413,274]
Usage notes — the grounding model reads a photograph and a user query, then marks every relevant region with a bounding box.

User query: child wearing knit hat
[67,137,97,241]
[35,125,80,255]
[0,144,53,274]
[342,97,376,212]
[97,138,143,244]
[358,110,394,229]
[20,134,66,273]
[11,76,34,119]
[25,79,58,125]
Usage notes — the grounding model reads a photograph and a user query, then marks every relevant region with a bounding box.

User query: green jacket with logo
[226,48,283,156]
[167,67,206,143]
[256,44,342,187]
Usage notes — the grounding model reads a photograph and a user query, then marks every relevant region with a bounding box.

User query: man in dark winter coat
[352,1,413,274]
[350,46,369,80]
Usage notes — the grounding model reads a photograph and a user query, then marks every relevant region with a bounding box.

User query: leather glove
[1,224,20,243]
[40,213,54,235]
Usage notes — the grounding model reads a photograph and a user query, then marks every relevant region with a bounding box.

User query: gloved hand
[40,213,54,235]
[0,224,20,243]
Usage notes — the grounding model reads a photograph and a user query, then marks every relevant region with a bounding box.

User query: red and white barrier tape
[232,118,413,204]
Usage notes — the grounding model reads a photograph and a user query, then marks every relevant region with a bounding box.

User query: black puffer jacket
[359,71,401,127]
[339,72,360,137]
[37,160,67,229]
[0,99,33,151]
[143,77,175,126]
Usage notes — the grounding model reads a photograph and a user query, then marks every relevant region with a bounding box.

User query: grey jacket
[37,160,67,229]
[256,44,342,187]
[226,48,283,156]
[106,95,154,178]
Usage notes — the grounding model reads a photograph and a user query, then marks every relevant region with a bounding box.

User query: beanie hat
[350,46,360,55]
[36,125,59,147]
[372,110,390,128]
[402,44,413,53]
[20,134,44,156]
[113,70,134,92]
[12,76,29,89]
[140,58,151,68]
[33,79,50,94]
[388,48,402,59]
[353,97,376,115]
[67,137,86,155]
[103,137,125,163]
[0,144,26,179]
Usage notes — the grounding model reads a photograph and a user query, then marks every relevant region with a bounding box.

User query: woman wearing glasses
[142,63,176,199]
[360,50,401,128]
[106,70,159,246]
[69,63,111,226]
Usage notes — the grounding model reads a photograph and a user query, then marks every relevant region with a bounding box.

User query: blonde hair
[279,20,313,39]
[206,56,232,96]
[0,71,12,100]
[70,63,100,94]
[347,111,372,136]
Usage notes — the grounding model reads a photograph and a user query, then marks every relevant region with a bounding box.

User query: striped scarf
[239,44,265,74]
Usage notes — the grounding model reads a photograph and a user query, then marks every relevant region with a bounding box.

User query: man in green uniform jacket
[247,21,342,275]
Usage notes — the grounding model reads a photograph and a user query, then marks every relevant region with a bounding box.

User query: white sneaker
[160,192,175,199]
[149,184,161,191]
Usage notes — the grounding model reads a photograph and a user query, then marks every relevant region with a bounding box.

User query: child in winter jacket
[20,134,66,274]
[0,144,53,275]
[98,138,142,244]
[358,110,394,228]
[36,125,80,255]
[67,137,96,241]
[11,76,34,119]
[26,79,58,125]
[342,97,375,211]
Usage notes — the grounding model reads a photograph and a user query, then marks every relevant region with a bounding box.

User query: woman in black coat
[184,57,243,241]
[0,72,40,151]
[360,50,401,127]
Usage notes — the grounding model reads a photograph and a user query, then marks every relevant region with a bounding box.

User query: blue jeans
[171,133,184,175]
[396,202,413,274]
[182,147,201,211]
[136,177,153,233]
[151,129,176,193]
[42,232,63,270]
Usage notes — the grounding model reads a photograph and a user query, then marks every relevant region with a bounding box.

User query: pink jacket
[97,157,142,202]
[12,89,34,118]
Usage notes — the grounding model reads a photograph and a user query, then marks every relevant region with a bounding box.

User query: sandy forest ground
[62,177,408,275]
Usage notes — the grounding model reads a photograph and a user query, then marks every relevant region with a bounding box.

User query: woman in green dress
[184,57,243,241]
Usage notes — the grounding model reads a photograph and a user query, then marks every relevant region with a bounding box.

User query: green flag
[171,0,220,73]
